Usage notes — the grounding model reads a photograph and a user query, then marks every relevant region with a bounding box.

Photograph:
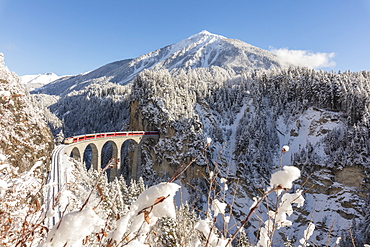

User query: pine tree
[56,130,65,144]
[237,230,251,247]
[176,203,199,246]
[157,217,178,247]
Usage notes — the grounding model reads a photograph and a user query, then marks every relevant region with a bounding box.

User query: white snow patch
[270,166,301,191]
[298,222,315,247]
[20,73,60,85]
[212,199,227,217]
[43,207,104,247]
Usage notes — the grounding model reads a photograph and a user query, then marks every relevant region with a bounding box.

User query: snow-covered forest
[127,67,370,245]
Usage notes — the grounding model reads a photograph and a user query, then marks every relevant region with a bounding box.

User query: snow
[212,199,227,217]
[43,206,105,247]
[20,73,60,85]
[220,177,228,191]
[275,190,305,228]
[270,166,301,191]
[257,219,274,247]
[298,222,315,247]
[2,37,370,247]
[0,179,8,196]
[38,30,285,95]
[282,145,289,153]
[0,53,4,66]
[194,218,230,247]
[222,98,252,174]
[257,168,306,247]
[20,72,61,91]
[0,90,11,98]
[277,107,344,165]
[112,182,180,242]
[125,240,150,247]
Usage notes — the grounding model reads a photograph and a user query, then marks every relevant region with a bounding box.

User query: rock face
[129,70,207,182]
[0,53,54,172]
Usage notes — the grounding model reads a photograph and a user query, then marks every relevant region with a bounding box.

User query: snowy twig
[204,217,217,247]
[325,220,336,247]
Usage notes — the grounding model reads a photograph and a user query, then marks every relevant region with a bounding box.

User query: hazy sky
[1,0,369,76]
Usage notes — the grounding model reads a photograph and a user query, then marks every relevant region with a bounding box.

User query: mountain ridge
[34,31,288,96]
[20,72,61,91]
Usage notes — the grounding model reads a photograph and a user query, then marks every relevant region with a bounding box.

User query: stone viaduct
[62,131,159,181]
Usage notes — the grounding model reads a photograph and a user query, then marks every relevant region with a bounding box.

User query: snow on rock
[0,53,54,170]
[277,107,344,165]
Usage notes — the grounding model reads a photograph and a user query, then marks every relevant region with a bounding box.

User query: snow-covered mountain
[20,72,61,91]
[34,31,287,96]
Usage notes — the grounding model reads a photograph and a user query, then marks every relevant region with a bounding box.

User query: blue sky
[1,0,369,76]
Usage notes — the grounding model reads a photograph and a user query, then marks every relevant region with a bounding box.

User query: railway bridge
[63,131,159,180]
[46,131,159,227]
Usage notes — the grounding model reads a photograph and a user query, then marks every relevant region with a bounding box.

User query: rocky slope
[0,53,54,173]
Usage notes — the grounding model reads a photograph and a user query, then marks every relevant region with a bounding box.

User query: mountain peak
[169,30,225,54]
[199,30,212,35]
[189,30,224,39]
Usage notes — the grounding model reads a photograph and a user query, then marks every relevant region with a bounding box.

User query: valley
[1,31,370,246]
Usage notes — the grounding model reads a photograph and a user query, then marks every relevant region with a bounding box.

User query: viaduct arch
[63,131,159,181]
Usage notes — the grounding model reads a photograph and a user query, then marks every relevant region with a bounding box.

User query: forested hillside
[128,67,370,245]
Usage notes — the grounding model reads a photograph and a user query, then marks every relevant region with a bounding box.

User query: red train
[63,131,159,144]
